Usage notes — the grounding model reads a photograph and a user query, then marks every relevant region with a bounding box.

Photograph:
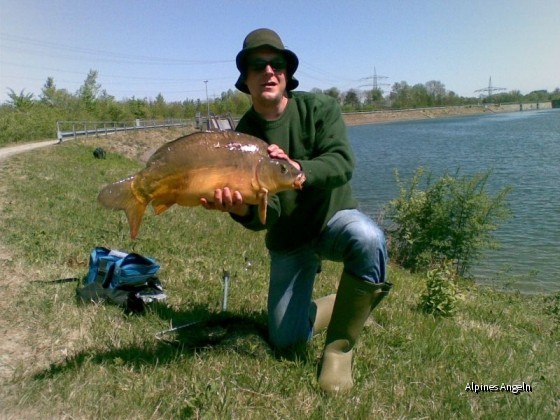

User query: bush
[385,167,511,276]
[419,261,458,317]
[0,105,62,144]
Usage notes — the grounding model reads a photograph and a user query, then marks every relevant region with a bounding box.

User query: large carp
[98,131,306,239]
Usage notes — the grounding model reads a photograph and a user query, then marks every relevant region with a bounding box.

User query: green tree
[343,89,360,110]
[96,91,125,121]
[444,90,464,106]
[77,69,102,113]
[525,89,549,102]
[364,88,384,107]
[127,97,147,119]
[389,81,411,109]
[153,93,167,118]
[410,84,430,108]
[40,77,57,107]
[6,88,35,112]
[425,80,447,106]
[229,91,251,115]
[182,99,197,118]
[39,77,76,111]
[323,87,341,103]
[492,90,523,104]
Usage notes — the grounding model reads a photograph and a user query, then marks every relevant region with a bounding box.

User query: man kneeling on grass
[201,28,392,394]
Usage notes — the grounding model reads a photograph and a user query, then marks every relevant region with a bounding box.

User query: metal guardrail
[56,119,192,142]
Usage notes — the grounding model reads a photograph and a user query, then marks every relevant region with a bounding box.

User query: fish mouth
[293,172,306,189]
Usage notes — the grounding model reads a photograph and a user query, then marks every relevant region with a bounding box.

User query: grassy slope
[0,139,558,418]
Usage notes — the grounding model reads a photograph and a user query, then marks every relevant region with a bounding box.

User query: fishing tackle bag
[76,247,166,312]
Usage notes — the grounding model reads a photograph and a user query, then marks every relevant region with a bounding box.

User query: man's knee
[347,218,386,256]
[344,219,388,283]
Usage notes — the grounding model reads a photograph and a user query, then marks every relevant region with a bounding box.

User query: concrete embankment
[342,102,553,126]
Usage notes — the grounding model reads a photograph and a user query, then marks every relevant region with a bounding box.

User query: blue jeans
[267,209,388,349]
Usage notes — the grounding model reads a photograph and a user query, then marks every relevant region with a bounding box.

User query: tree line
[334,80,559,111]
[1,69,559,144]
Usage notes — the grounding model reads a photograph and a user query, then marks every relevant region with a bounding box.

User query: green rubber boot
[310,294,336,335]
[318,272,392,393]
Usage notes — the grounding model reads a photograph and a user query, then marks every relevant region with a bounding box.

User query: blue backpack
[77,247,165,311]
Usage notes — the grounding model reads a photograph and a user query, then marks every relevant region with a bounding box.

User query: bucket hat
[235,28,299,94]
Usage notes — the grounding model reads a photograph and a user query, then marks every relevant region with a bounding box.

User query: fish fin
[258,189,268,225]
[251,176,260,191]
[126,202,147,240]
[152,201,173,215]
[98,176,147,239]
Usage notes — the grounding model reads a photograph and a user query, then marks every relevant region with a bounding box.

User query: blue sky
[1,0,558,104]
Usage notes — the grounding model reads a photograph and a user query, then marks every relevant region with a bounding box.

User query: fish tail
[98,176,146,239]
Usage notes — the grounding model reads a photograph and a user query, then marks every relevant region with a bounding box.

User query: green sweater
[234,91,357,251]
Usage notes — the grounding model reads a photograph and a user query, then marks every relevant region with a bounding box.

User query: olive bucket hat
[235,28,299,94]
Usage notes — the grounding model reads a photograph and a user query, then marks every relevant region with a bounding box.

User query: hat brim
[235,47,299,94]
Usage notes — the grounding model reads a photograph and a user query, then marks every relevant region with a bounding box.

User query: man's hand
[200,187,250,217]
[267,144,301,170]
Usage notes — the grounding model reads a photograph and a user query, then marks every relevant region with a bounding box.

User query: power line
[0,33,233,66]
[0,60,232,84]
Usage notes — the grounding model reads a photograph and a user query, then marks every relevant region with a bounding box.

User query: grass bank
[0,137,558,418]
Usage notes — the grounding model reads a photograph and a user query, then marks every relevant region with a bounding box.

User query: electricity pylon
[361,67,390,92]
[475,76,506,100]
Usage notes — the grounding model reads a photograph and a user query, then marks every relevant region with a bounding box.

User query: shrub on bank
[385,167,512,277]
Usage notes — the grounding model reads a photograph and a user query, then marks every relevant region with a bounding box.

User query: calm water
[348,108,560,294]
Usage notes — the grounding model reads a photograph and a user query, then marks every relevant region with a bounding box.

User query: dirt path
[0,139,60,161]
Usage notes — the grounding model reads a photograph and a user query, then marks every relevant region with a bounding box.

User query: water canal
[349,108,560,293]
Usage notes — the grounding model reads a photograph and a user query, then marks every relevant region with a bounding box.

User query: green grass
[0,139,558,418]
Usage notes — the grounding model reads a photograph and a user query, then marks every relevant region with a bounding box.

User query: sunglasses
[247,57,287,72]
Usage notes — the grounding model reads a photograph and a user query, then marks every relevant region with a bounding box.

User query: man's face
[244,47,288,105]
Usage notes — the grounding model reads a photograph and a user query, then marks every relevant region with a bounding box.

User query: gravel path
[0,139,59,161]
